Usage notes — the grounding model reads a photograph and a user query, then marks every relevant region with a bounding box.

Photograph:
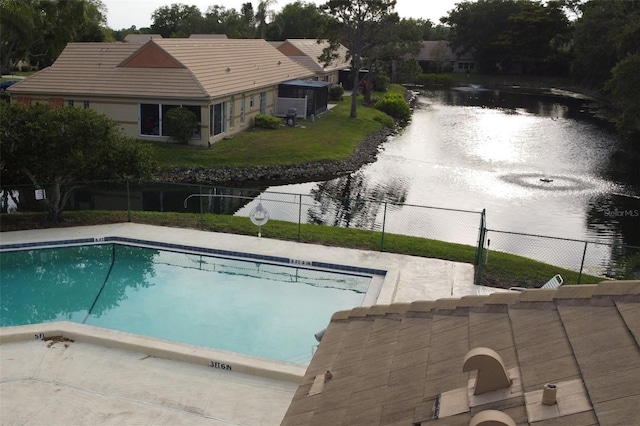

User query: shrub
[163,107,198,145]
[416,73,454,87]
[373,112,395,129]
[254,114,280,129]
[373,74,390,92]
[374,92,411,121]
[329,85,344,101]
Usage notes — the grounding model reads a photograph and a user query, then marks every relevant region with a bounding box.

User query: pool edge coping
[0,322,306,383]
[0,235,388,277]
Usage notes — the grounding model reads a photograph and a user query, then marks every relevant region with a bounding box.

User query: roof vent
[524,378,592,422]
[308,370,332,396]
[469,410,516,426]
[463,347,511,395]
[541,383,557,405]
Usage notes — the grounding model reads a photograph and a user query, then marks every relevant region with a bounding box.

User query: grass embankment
[1,211,602,287]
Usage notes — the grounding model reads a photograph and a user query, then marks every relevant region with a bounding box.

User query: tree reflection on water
[307,171,407,229]
[1,244,156,326]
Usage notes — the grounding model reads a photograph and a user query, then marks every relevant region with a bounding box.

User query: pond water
[248,87,640,250]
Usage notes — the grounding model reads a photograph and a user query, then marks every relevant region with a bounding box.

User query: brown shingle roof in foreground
[282,281,640,426]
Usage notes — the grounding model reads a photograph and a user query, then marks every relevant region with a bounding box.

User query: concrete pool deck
[1,223,478,425]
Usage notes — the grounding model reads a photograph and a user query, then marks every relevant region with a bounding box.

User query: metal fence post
[380,201,388,251]
[126,179,131,222]
[474,209,487,285]
[578,241,588,284]
[475,209,486,266]
[298,194,302,242]
[199,185,203,230]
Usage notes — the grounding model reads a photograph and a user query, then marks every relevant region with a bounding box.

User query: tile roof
[8,39,314,101]
[282,281,640,425]
[123,34,163,42]
[278,39,350,74]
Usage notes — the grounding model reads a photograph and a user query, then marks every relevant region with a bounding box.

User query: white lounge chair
[509,274,563,291]
[475,274,564,295]
[475,286,496,295]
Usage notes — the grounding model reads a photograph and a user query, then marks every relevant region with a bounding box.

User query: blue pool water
[0,244,371,364]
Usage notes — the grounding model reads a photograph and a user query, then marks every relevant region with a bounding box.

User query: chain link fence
[476,229,640,287]
[235,193,484,248]
[2,179,639,286]
[0,178,484,258]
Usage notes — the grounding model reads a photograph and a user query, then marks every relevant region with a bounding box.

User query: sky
[102,0,462,30]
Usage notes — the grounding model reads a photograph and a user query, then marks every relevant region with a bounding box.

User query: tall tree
[0,103,155,223]
[442,0,521,73]
[414,18,439,41]
[319,0,397,118]
[370,15,423,83]
[0,0,35,73]
[31,0,108,68]
[571,0,639,88]
[202,5,251,38]
[0,0,107,72]
[599,0,640,135]
[267,1,324,40]
[443,0,569,74]
[150,3,204,38]
[240,2,257,38]
[503,1,570,74]
[606,53,640,135]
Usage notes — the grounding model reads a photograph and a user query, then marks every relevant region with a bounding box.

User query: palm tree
[256,0,277,39]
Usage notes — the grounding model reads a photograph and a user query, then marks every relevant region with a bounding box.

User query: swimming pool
[1,242,376,364]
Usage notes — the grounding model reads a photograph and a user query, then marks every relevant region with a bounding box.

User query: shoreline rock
[152,128,395,185]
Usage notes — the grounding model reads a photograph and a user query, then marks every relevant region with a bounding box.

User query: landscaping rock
[152,128,395,185]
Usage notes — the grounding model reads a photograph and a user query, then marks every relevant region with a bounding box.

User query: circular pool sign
[250,203,269,226]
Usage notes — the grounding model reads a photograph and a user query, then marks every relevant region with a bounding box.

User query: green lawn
[148,97,388,168]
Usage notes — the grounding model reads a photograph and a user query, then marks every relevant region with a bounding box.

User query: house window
[249,95,254,109]
[67,100,74,107]
[83,100,90,109]
[259,91,266,114]
[140,103,201,138]
[240,97,246,124]
[210,102,226,136]
[229,97,235,128]
[141,103,160,136]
